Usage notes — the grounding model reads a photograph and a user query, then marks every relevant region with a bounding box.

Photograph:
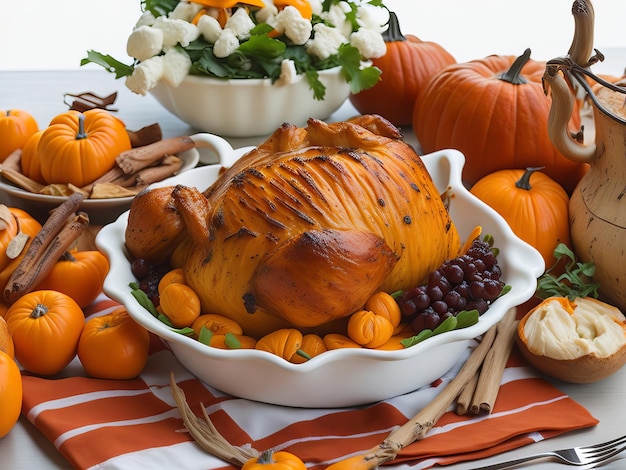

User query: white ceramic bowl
[149,67,351,137]
[97,148,544,408]
[0,133,238,225]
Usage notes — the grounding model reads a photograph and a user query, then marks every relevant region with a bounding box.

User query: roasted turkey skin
[126,116,460,338]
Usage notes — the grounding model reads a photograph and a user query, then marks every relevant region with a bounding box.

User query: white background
[0,0,624,73]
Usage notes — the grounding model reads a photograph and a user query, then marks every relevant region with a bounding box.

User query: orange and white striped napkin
[20,296,598,470]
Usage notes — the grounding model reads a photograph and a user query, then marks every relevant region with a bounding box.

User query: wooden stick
[348,325,499,467]
[469,308,518,414]
[456,370,480,415]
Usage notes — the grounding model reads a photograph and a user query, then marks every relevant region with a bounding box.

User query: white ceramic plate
[97,148,544,408]
[0,133,238,225]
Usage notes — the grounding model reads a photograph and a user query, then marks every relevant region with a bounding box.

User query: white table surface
[1,69,625,470]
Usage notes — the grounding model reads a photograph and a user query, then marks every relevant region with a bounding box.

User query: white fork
[471,434,626,469]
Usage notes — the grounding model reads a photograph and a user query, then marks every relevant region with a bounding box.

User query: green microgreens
[535,243,600,300]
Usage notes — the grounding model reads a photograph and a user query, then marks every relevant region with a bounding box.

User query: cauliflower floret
[275,59,297,86]
[213,28,240,58]
[125,56,164,95]
[127,25,164,61]
[319,2,352,37]
[197,14,222,43]
[135,11,156,28]
[161,47,192,87]
[350,28,386,59]
[356,5,388,33]
[153,16,200,48]
[169,1,203,22]
[306,23,347,60]
[274,6,312,45]
[225,7,255,41]
[309,0,323,16]
[255,4,278,24]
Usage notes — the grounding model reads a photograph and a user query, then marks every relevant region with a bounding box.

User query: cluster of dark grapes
[396,238,505,334]
[130,258,170,308]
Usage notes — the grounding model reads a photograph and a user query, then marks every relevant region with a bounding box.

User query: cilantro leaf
[141,0,178,17]
[336,44,382,94]
[81,50,134,79]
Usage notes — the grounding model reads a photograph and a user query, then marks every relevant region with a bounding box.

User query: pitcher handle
[190,133,241,167]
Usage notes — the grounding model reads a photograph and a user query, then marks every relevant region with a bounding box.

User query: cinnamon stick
[3,193,86,302]
[469,308,518,414]
[116,136,195,175]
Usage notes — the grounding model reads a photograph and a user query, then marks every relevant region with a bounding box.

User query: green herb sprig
[535,243,600,300]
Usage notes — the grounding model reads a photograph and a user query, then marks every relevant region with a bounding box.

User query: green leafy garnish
[400,309,480,348]
[81,50,134,79]
[535,243,600,300]
[81,0,385,100]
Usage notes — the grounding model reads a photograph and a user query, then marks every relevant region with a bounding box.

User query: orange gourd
[349,12,455,126]
[290,334,326,364]
[192,313,243,337]
[36,109,131,187]
[0,109,38,162]
[0,206,42,279]
[4,290,84,376]
[0,350,22,438]
[347,309,394,348]
[36,250,110,308]
[413,49,587,194]
[77,307,150,379]
[255,328,303,361]
[19,130,46,183]
[364,291,401,328]
[0,316,14,359]
[158,282,201,328]
[323,333,362,350]
[470,167,570,268]
[242,449,306,470]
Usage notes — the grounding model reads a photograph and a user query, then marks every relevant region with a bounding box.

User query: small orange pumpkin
[413,49,587,194]
[470,167,570,268]
[349,12,456,126]
[0,316,14,359]
[255,328,303,361]
[0,109,38,162]
[242,449,306,470]
[36,250,110,308]
[78,307,150,379]
[347,309,394,348]
[19,130,46,184]
[36,109,131,187]
[5,290,84,376]
[0,350,22,438]
[0,206,42,278]
[158,282,201,328]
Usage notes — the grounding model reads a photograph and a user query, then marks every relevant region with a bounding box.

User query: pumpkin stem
[258,449,275,463]
[498,48,531,85]
[295,349,312,360]
[30,303,49,319]
[60,251,77,262]
[515,166,545,190]
[75,114,88,140]
[382,11,406,42]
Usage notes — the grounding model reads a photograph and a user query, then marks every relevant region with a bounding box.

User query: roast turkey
[125,115,460,338]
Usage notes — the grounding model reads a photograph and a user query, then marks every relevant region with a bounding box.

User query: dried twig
[169,372,259,465]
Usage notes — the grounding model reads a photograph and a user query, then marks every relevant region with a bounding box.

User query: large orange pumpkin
[413,49,587,194]
[470,167,570,268]
[5,290,84,376]
[0,109,38,162]
[0,350,22,438]
[36,109,131,187]
[349,11,456,126]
